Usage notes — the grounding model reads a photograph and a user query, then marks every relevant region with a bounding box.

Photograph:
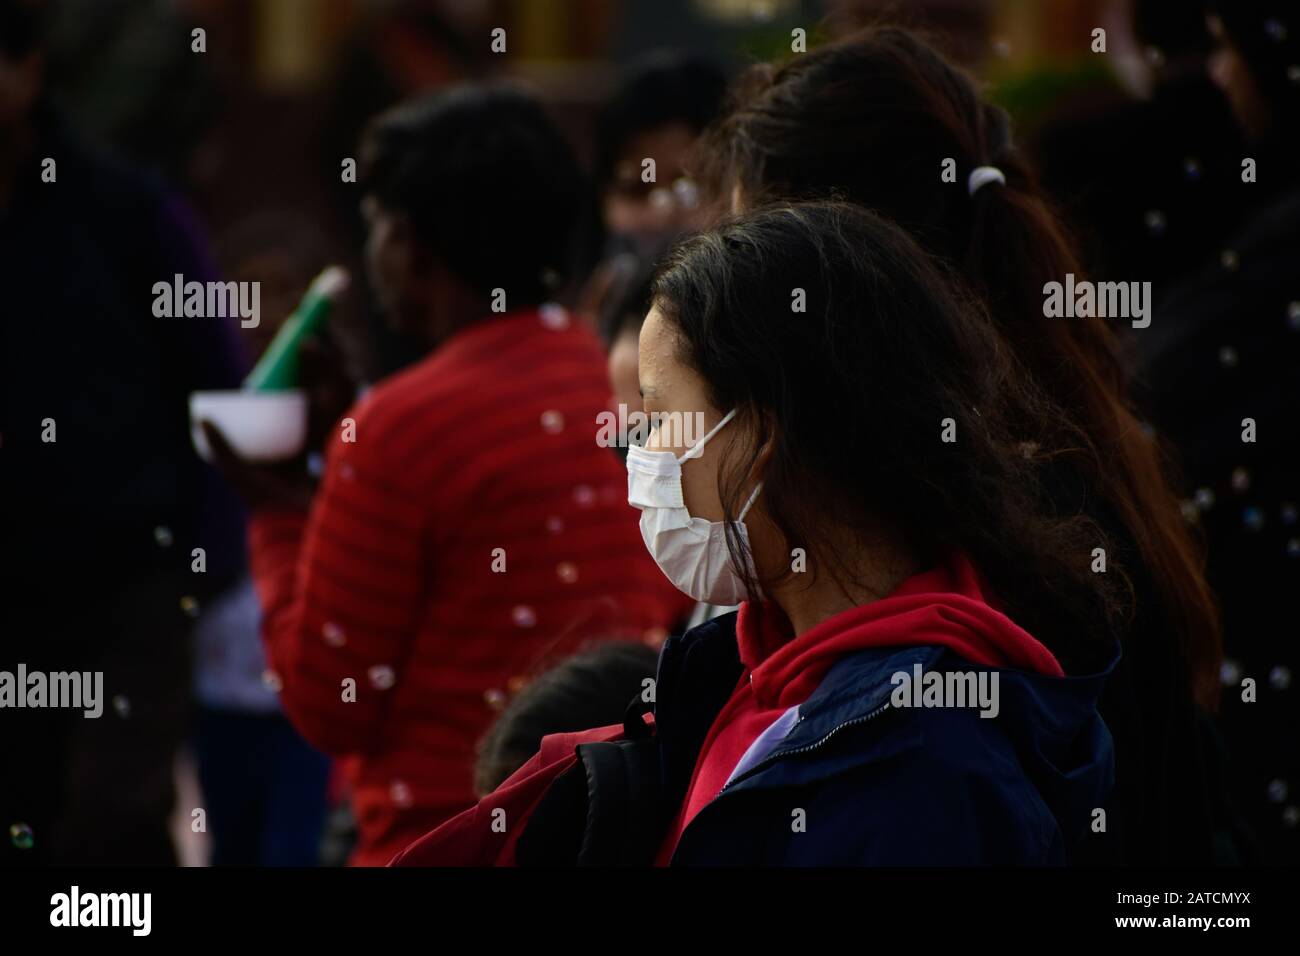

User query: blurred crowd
[1,0,1297,867]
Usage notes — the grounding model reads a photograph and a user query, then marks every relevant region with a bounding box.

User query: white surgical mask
[626,408,763,605]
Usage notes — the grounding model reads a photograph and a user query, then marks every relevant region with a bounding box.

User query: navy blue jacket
[652,611,1118,865]
[514,611,1118,866]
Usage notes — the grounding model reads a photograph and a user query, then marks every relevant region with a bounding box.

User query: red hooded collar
[736,552,1065,709]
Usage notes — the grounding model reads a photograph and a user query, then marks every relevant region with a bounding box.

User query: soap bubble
[1243,506,1265,531]
[673,177,701,210]
[539,304,570,330]
[9,823,33,850]
[540,410,565,434]
[322,622,346,647]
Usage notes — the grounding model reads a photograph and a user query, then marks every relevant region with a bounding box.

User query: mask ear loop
[737,481,763,522]
[678,407,739,463]
[731,481,766,598]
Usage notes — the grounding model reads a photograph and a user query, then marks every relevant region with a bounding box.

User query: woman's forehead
[637,310,673,392]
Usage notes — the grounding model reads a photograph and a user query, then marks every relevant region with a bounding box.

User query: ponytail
[967,149,1222,707]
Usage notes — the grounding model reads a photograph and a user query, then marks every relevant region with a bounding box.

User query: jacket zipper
[669,701,893,864]
[717,700,892,793]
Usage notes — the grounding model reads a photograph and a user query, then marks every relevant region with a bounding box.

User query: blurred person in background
[1,0,245,864]
[473,641,659,796]
[1031,0,1248,292]
[579,50,729,489]
[696,25,1235,864]
[597,254,663,454]
[594,51,728,258]
[204,85,686,866]
[577,51,729,380]
[192,579,332,866]
[1139,0,1300,864]
[191,214,340,867]
[323,0,495,192]
[38,0,218,193]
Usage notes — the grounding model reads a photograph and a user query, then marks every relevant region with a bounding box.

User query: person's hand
[201,420,317,512]
[298,335,360,452]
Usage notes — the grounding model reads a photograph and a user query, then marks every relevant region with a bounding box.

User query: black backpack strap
[572,738,663,865]
[514,759,589,866]
[515,717,664,867]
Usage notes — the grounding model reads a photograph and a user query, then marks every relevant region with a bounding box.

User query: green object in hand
[243,266,349,392]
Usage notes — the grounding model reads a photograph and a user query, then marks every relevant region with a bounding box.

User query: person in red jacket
[205,86,685,865]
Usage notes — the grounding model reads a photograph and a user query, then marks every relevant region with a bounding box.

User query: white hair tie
[968,165,1006,196]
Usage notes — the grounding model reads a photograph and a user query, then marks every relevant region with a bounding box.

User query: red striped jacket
[249,308,687,865]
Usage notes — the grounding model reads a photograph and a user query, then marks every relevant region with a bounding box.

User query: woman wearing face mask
[696,26,1229,865]
[394,201,1118,866]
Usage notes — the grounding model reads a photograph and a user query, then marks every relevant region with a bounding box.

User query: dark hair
[700,26,1221,707]
[596,51,728,189]
[0,0,46,59]
[655,201,1119,675]
[474,641,659,796]
[360,85,597,306]
[597,253,661,345]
